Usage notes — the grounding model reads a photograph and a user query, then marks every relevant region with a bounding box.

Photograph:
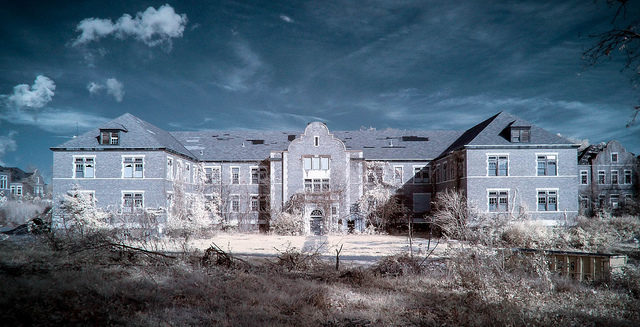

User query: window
[413,166,429,184]
[184,163,190,183]
[250,196,259,212]
[305,179,329,192]
[443,163,447,181]
[510,127,530,143]
[231,167,239,184]
[123,157,143,178]
[611,153,618,163]
[537,190,557,211]
[259,167,268,183]
[413,193,430,213]
[74,157,95,178]
[101,130,120,145]
[122,192,143,212]
[580,170,588,185]
[303,156,330,170]
[624,170,632,184]
[251,167,259,184]
[331,206,338,215]
[367,166,383,183]
[34,185,44,197]
[488,155,508,176]
[394,166,403,184]
[488,190,509,212]
[10,185,22,196]
[537,155,557,176]
[230,195,240,212]
[611,170,619,185]
[166,157,173,180]
[0,175,8,189]
[204,166,221,184]
[598,170,606,184]
[580,196,589,210]
[314,136,319,147]
[611,194,620,209]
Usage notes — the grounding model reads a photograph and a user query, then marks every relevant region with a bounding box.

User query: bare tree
[584,0,640,125]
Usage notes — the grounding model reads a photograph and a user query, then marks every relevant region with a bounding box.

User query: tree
[584,0,640,126]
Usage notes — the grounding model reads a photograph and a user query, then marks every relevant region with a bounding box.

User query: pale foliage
[167,178,220,233]
[270,211,304,236]
[358,161,408,231]
[57,192,109,235]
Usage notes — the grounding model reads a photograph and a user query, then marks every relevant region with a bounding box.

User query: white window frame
[0,175,7,189]
[122,155,145,179]
[611,152,618,163]
[393,165,404,184]
[230,166,240,184]
[10,184,23,196]
[624,170,632,185]
[204,165,221,184]
[487,154,509,177]
[536,188,559,212]
[230,194,240,212]
[536,153,558,176]
[166,156,174,180]
[73,155,96,179]
[250,166,259,184]
[487,189,509,212]
[121,190,144,212]
[611,170,619,185]
[597,170,606,184]
[412,165,429,184]
[250,194,259,212]
[610,194,620,209]
[580,170,589,185]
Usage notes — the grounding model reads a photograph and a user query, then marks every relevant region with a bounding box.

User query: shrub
[370,254,423,276]
[0,199,50,226]
[270,211,304,235]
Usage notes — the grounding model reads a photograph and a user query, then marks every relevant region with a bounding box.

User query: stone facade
[51,111,584,234]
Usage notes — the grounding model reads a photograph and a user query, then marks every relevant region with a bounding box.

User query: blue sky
[1,1,639,180]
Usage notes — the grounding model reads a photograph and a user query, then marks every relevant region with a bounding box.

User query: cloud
[87,78,125,102]
[0,131,17,166]
[73,4,188,48]
[0,107,109,133]
[5,75,56,109]
[279,15,294,23]
[214,41,266,92]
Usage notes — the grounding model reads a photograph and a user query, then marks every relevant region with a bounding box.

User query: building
[578,140,639,215]
[51,111,579,234]
[0,166,46,199]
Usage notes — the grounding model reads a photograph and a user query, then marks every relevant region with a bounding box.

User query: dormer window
[510,127,530,143]
[100,130,120,145]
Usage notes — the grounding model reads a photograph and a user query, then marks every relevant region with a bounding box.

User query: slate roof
[52,111,573,162]
[578,144,605,165]
[441,111,574,157]
[51,113,196,159]
[0,166,29,183]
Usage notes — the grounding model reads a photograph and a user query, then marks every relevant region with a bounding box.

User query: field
[1,229,639,326]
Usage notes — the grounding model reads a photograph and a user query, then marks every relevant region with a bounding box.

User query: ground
[185,233,449,266]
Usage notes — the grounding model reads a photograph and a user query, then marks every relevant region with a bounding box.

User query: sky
[1,0,639,181]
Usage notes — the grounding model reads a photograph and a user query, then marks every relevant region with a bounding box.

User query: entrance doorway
[310,209,324,235]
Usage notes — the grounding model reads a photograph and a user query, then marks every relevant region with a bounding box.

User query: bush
[270,211,304,235]
[370,254,423,276]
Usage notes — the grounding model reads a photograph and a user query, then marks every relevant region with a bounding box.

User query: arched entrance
[310,209,324,235]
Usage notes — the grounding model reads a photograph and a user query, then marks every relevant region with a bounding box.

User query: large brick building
[51,111,581,234]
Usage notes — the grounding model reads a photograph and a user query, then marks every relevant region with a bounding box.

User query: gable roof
[0,166,29,182]
[51,113,196,159]
[441,111,574,156]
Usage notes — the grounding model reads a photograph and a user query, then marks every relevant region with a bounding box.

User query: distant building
[0,166,47,199]
[578,140,639,215]
[51,111,579,234]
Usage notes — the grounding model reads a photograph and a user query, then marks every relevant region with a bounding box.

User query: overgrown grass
[1,233,639,326]
[0,199,50,227]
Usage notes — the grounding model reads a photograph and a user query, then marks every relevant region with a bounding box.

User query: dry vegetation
[1,192,640,326]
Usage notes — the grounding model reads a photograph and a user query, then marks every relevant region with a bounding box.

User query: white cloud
[0,131,17,166]
[105,78,125,102]
[87,78,125,102]
[87,81,103,94]
[6,75,56,109]
[0,107,109,133]
[279,15,294,23]
[73,4,188,48]
[215,41,265,92]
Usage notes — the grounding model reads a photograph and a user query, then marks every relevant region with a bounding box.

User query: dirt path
[187,233,449,266]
